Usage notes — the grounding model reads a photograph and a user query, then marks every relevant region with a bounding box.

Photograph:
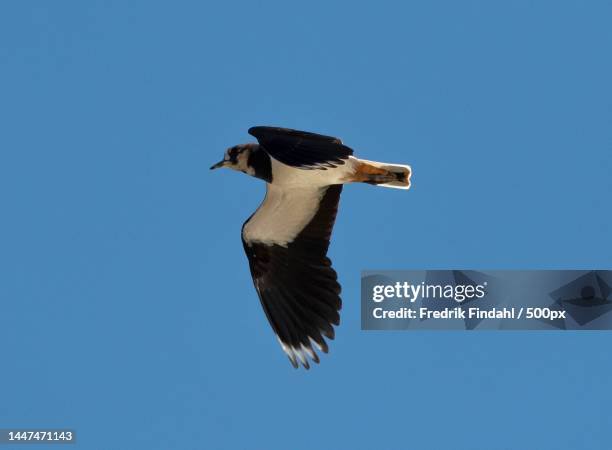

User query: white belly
[269,156,358,188]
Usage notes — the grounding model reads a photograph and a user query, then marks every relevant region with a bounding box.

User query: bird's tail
[349,158,412,190]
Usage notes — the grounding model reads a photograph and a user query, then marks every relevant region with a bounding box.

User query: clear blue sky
[1,1,611,449]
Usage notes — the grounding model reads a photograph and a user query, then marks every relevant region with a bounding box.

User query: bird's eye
[228,147,240,163]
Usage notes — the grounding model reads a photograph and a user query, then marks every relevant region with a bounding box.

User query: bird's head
[210,144,255,173]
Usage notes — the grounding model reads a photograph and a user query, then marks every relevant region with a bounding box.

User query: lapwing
[211,126,411,369]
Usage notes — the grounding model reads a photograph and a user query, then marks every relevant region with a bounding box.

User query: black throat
[247,145,273,183]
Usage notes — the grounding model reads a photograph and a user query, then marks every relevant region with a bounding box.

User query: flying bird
[211,126,411,369]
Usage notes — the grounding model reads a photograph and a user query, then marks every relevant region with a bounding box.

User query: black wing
[248,126,354,170]
[242,184,343,368]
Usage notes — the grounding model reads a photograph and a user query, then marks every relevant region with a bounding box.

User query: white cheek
[236,155,252,173]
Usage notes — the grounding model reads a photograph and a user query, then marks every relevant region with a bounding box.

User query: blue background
[1,1,611,449]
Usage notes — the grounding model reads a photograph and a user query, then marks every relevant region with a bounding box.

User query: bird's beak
[210,160,228,170]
